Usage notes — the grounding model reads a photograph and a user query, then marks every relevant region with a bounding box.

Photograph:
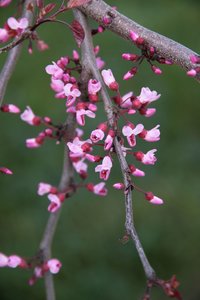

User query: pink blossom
[0,0,12,7]
[122,53,138,61]
[73,50,79,61]
[137,87,161,104]
[20,106,41,126]
[45,62,64,79]
[76,109,95,126]
[140,108,156,118]
[88,79,101,95]
[73,160,88,178]
[47,194,65,213]
[0,253,8,267]
[104,130,115,150]
[7,17,28,30]
[47,258,62,274]
[101,69,119,90]
[90,129,105,143]
[87,182,107,196]
[120,91,133,109]
[122,123,144,147]
[37,39,49,51]
[50,79,64,93]
[140,125,160,142]
[113,183,125,190]
[0,28,9,42]
[151,65,162,75]
[129,30,139,42]
[96,57,105,69]
[67,137,92,156]
[26,137,44,148]
[187,69,197,77]
[190,54,200,64]
[85,154,102,162]
[129,165,145,177]
[64,83,81,98]
[95,156,112,180]
[0,167,13,175]
[7,255,22,268]
[123,67,137,80]
[1,104,20,113]
[37,182,52,196]
[134,149,157,165]
[145,192,164,205]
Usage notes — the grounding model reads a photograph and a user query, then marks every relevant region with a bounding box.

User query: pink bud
[47,258,62,274]
[101,69,119,91]
[151,65,162,75]
[113,183,124,190]
[129,30,139,42]
[7,255,22,268]
[0,253,8,267]
[145,192,164,205]
[1,104,20,113]
[0,167,13,175]
[187,69,197,77]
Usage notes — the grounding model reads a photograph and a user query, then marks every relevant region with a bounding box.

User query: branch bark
[0,0,36,105]
[73,8,156,280]
[80,0,200,82]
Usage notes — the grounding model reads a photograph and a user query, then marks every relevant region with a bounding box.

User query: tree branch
[80,0,200,82]
[39,114,76,300]
[73,9,156,280]
[0,0,36,105]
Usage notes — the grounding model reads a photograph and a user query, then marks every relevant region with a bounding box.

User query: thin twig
[39,114,76,300]
[0,0,36,105]
[73,9,156,280]
[80,0,200,82]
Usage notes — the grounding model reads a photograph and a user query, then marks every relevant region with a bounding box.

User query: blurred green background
[0,0,200,299]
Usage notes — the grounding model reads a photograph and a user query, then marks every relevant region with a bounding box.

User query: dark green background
[0,1,200,299]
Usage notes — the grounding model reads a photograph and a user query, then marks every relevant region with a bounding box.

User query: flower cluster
[0,252,61,285]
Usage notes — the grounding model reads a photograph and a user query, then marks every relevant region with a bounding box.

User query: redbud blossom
[0,0,12,7]
[139,125,160,142]
[0,167,13,175]
[120,91,133,109]
[47,259,62,274]
[20,106,41,126]
[0,104,20,113]
[145,192,164,205]
[101,69,119,90]
[87,182,107,196]
[0,28,9,42]
[187,69,197,77]
[73,160,88,178]
[47,193,65,213]
[122,53,139,61]
[95,156,112,181]
[90,129,105,143]
[151,65,162,75]
[37,40,49,51]
[129,30,139,42]
[140,107,156,118]
[37,182,52,196]
[134,149,157,165]
[123,67,137,80]
[137,87,161,104]
[67,137,92,156]
[96,57,105,69]
[26,137,44,148]
[76,108,95,126]
[7,17,28,30]
[7,255,23,268]
[113,183,125,190]
[45,62,64,79]
[129,165,145,177]
[122,123,144,147]
[190,54,200,64]
[104,130,115,150]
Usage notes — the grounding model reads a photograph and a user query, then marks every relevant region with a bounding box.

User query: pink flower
[137,87,161,104]
[90,129,105,143]
[140,108,156,118]
[7,255,22,268]
[120,91,133,109]
[67,137,92,156]
[187,69,197,77]
[113,183,125,190]
[134,149,157,165]
[95,156,112,180]
[73,160,88,178]
[1,104,20,113]
[64,83,81,106]
[151,65,162,75]
[47,259,62,274]
[0,28,9,42]
[129,30,139,42]
[122,123,144,147]
[101,69,119,90]
[50,79,64,93]
[7,17,28,30]
[129,165,145,177]
[0,167,13,175]
[26,137,44,148]
[123,67,137,80]
[0,253,8,267]
[104,130,115,150]
[0,0,12,7]
[20,106,41,126]
[145,192,164,205]
[85,154,102,162]
[96,57,105,69]
[37,182,52,196]
[47,193,65,213]
[76,109,95,126]
[45,62,64,79]
[87,182,107,196]
[88,79,101,95]
[139,125,160,142]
